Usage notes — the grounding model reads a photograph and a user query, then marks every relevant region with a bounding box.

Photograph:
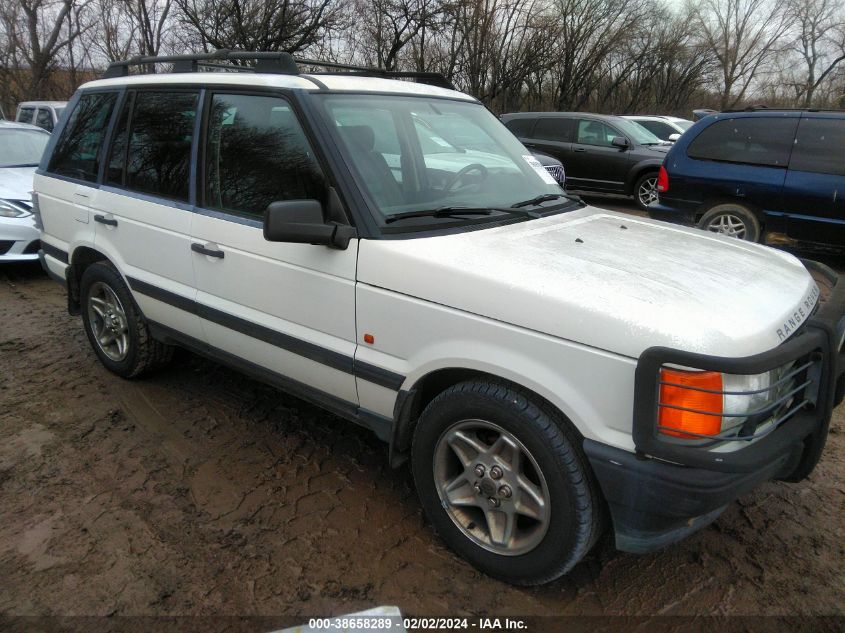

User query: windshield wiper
[510,193,570,208]
[384,206,495,224]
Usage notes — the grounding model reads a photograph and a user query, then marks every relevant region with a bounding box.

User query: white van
[35,51,845,585]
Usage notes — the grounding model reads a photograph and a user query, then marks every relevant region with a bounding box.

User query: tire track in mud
[1,263,844,619]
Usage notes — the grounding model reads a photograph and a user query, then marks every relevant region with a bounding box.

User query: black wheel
[697,203,761,241]
[634,171,658,210]
[80,262,173,378]
[411,380,604,585]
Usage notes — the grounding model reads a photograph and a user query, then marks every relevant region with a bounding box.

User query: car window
[687,117,797,168]
[789,118,845,177]
[36,108,54,132]
[503,117,534,137]
[126,91,198,201]
[48,92,118,182]
[17,106,35,124]
[204,93,326,220]
[534,118,574,143]
[637,120,673,139]
[105,93,133,186]
[576,120,619,147]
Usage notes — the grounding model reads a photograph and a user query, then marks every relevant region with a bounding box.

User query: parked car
[651,109,845,245]
[36,51,844,586]
[0,120,49,262]
[531,150,565,184]
[16,101,67,133]
[501,111,669,210]
[621,115,694,142]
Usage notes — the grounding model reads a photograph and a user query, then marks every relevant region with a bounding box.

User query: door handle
[191,243,225,259]
[574,148,587,153]
[94,214,118,226]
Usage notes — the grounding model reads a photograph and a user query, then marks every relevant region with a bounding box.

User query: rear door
[190,91,358,406]
[570,119,630,193]
[522,117,575,177]
[782,116,845,244]
[94,89,204,340]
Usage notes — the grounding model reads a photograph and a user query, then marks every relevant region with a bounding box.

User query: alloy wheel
[87,281,130,362]
[705,213,747,239]
[638,176,658,207]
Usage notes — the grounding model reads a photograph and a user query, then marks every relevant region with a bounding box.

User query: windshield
[317,95,562,223]
[0,129,49,167]
[613,118,663,145]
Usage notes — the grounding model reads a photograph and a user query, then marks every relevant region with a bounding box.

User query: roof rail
[102,50,456,90]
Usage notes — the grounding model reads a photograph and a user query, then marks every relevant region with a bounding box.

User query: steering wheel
[444,163,489,192]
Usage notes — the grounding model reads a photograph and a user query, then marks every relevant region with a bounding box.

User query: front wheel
[634,172,659,210]
[697,203,761,242]
[411,380,603,585]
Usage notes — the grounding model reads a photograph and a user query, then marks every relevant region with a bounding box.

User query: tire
[633,171,658,210]
[697,203,761,242]
[80,262,173,378]
[411,380,603,585]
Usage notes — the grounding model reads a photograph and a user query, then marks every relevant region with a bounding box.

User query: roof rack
[102,50,455,90]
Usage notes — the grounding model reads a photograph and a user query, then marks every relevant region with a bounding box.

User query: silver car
[0,121,50,262]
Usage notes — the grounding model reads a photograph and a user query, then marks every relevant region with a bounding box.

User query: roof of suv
[80,72,475,102]
[622,115,691,123]
[501,112,625,122]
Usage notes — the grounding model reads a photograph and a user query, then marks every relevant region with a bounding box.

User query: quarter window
[687,118,797,167]
[204,93,326,220]
[534,118,573,142]
[48,92,117,182]
[125,91,197,201]
[789,118,845,176]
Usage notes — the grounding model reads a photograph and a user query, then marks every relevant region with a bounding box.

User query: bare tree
[783,0,845,106]
[352,0,442,70]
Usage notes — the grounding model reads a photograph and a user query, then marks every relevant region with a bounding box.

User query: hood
[358,208,819,359]
[640,144,671,155]
[0,166,36,202]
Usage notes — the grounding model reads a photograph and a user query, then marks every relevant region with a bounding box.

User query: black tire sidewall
[698,203,761,242]
[80,263,143,377]
[412,384,589,584]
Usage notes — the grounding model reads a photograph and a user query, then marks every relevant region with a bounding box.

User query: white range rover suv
[35,51,845,586]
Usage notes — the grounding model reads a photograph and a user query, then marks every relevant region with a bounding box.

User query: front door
[570,119,630,193]
[190,91,359,407]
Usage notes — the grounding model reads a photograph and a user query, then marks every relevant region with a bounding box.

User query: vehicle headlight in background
[0,200,31,218]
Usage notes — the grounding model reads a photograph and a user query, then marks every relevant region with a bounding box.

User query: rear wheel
[411,380,603,585]
[697,203,761,242]
[634,172,659,210]
[80,262,173,377]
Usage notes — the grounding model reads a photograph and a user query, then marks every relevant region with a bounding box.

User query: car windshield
[316,94,563,224]
[0,129,49,167]
[613,118,663,145]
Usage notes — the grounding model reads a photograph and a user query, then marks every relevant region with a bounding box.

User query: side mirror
[611,136,629,149]
[668,133,681,142]
[263,199,355,249]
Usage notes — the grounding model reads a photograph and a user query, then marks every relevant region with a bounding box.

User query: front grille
[0,240,14,254]
[544,164,565,184]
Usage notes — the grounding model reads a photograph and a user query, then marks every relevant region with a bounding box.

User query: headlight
[658,363,798,440]
[0,200,31,218]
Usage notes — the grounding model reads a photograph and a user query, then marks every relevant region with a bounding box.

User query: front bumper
[587,261,845,553]
[0,215,40,262]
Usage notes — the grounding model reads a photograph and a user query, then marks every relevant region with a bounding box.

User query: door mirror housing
[611,136,629,149]
[263,199,356,249]
[668,133,681,142]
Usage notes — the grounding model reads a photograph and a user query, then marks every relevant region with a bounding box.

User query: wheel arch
[624,161,661,195]
[66,245,111,315]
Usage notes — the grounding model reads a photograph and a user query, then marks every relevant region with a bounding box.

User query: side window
[36,108,54,132]
[48,92,117,182]
[638,120,672,139]
[576,120,618,147]
[126,91,198,201]
[204,93,326,219]
[504,118,535,137]
[106,93,133,186]
[789,118,845,176]
[534,118,573,142]
[687,118,797,167]
[18,106,35,123]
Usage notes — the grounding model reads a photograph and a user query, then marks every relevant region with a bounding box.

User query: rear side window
[126,91,198,201]
[17,106,35,123]
[48,92,117,182]
[687,118,797,167]
[534,118,573,142]
[504,118,535,137]
[789,118,845,176]
[203,93,326,220]
[36,108,54,131]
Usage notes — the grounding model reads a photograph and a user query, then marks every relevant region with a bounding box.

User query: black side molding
[40,242,68,264]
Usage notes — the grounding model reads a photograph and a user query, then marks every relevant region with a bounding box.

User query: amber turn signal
[658,369,723,439]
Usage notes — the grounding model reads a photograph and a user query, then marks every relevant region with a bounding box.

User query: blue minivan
[649,110,845,246]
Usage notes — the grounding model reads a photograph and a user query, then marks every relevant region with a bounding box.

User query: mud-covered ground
[1,229,844,623]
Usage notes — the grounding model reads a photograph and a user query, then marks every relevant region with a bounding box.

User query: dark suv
[650,110,845,246]
[501,112,670,210]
